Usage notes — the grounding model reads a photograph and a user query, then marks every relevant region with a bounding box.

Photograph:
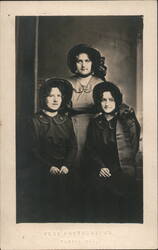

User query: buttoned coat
[29,111,77,221]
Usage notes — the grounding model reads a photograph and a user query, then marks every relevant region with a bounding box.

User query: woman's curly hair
[93,81,123,112]
[67,44,107,80]
[39,78,73,113]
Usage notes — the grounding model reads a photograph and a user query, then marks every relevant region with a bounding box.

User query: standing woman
[66,44,107,220]
[67,44,107,167]
[29,78,77,222]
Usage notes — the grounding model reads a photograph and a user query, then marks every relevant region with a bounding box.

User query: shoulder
[91,76,103,83]
[91,76,103,86]
[66,75,77,87]
[118,106,140,128]
[32,112,72,127]
[32,111,50,125]
[66,75,76,81]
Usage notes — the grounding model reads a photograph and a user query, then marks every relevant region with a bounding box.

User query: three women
[30,44,140,222]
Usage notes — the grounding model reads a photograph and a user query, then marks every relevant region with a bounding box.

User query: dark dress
[83,112,140,222]
[29,111,77,222]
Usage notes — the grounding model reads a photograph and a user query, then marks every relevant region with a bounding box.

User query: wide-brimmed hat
[67,44,103,73]
[39,78,73,110]
[45,78,72,102]
[93,81,123,107]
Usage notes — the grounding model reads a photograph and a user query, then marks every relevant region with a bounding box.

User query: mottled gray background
[38,16,143,113]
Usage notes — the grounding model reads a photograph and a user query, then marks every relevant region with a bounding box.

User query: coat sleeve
[128,115,141,157]
[62,119,78,169]
[28,117,52,169]
[122,109,141,157]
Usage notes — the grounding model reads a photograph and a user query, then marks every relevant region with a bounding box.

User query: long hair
[39,78,73,113]
[93,81,123,113]
[67,44,107,80]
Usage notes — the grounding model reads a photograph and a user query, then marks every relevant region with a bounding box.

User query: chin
[81,72,91,76]
[52,105,60,109]
[49,107,59,111]
[104,110,112,113]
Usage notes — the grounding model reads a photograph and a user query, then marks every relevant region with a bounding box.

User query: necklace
[76,76,92,93]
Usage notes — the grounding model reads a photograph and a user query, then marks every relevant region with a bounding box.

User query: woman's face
[76,53,92,76]
[101,91,116,113]
[46,87,62,111]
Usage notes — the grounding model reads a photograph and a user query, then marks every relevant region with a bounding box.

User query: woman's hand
[99,168,111,178]
[49,166,60,175]
[60,166,69,175]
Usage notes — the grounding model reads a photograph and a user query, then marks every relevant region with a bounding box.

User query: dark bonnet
[39,78,73,110]
[93,81,123,108]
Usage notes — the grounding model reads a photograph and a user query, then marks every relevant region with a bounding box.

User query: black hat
[39,78,73,111]
[45,78,72,103]
[67,44,103,73]
[93,81,123,109]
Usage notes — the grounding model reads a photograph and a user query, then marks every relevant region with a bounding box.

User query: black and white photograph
[0,1,157,249]
[16,15,143,224]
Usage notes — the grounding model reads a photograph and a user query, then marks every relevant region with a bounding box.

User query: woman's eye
[48,95,61,98]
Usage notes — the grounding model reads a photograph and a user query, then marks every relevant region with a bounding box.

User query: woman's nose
[82,61,86,67]
[53,96,57,102]
[105,100,109,104]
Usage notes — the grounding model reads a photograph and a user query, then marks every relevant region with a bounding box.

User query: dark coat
[83,112,140,222]
[30,111,77,170]
[84,112,140,197]
[28,111,77,221]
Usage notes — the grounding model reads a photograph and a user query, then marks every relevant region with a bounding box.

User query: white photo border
[0,1,157,249]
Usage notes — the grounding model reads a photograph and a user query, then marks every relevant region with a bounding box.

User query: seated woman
[29,78,77,222]
[84,81,140,223]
